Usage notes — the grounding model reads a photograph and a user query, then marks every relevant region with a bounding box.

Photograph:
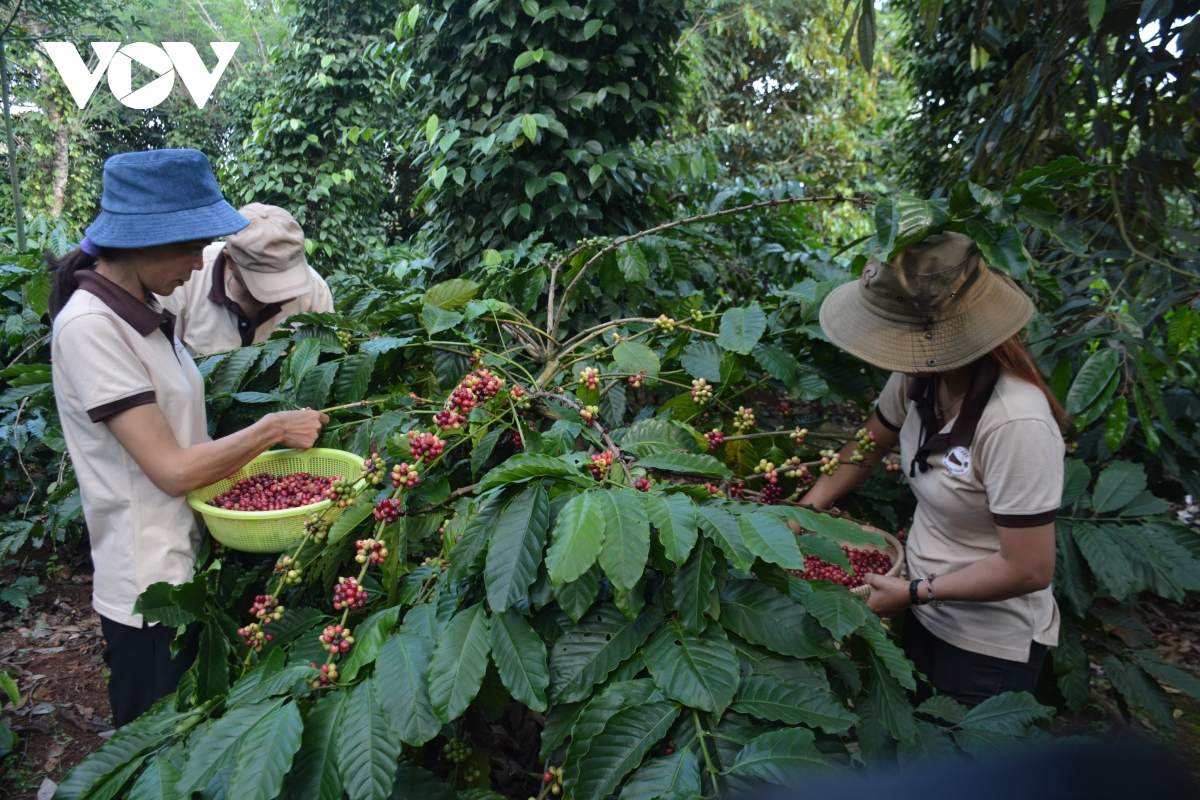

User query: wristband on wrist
[909,578,927,607]
[926,573,944,607]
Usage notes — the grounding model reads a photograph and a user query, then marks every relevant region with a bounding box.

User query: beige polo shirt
[52,271,209,627]
[876,368,1064,661]
[157,243,333,356]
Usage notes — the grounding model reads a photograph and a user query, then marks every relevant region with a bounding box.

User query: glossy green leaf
[548,603,660,703]
[719,580,836,659]
[479,453,585,492]
[1088,0,1105,29]
[1065,349,1120,416]
[616,242,649,282]
[598,489,651,594]
[728,727,832,783]
[697,504,755,571]
[447,492,505,583]
[554,563,602,622]
[429,604,492,722]
[338,678,402,800]
[422,278,479,309]
[339,605,402,683]
[643,620,738,713]
[739,511,806,570]
[643,493,699,566]
[177,700,282,795]
[490,609,550,712]
[375,631,440,746]
[486,484,550,612]
[282,691,344,799]
[614,341,660,378]
[229,701,304,800]
[1092,460,1147,514]
[1104,396,1129,453]
[886,195,951,258]
[958,691,1055,734]
[636,452,732,479]
[799,583,867,641]
[615,419,702,456]
[733,674,859,733]
[717,304,767,354]
[679,340,723,382]
[127,758,181,800]
[546,491,606,584]
[618,749,701,800]
[858,616,917,691]
[670,536,716,634]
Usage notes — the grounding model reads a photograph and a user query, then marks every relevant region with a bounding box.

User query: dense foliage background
[0,0,1198,797]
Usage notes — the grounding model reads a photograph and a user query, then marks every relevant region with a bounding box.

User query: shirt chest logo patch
[943,445,971,475]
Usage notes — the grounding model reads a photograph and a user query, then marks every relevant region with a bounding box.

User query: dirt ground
[3,557,1200,798]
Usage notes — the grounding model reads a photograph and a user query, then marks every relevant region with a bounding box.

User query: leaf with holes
[643,620,738,714]
[548,603,660,703]
[490,609,549,712]
[429,604,491,723]
[485,484,550,612]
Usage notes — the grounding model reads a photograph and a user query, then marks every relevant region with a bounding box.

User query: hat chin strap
[907,359,1000,477]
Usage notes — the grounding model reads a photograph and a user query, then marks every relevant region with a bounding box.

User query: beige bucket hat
[819,232,1033,373]
[223,203,313,303]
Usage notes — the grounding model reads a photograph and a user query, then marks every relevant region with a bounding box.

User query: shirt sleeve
[56,314,157,422]
[976,418,1065,526]
[874,372,908,433]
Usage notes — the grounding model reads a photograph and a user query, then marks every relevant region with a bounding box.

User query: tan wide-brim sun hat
[224,203,314,304]
[819,232,1034,374]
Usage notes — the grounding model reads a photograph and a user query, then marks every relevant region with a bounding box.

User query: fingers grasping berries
[355,537,389,565]
[238,622,270,651]
[589,450,615,480]
[407,431,445,462]
[333,576,367,610]
[372,498,404,524]
[819,449,841,475]
[391,462,420,489]
[633,476,652,492]
[580,405,600,423]
[319,624,354,654]
[691,378,713,405]
[308,662,338,687]
[578,366,600,391]
[732,406,756,433]
[705,428,724,449]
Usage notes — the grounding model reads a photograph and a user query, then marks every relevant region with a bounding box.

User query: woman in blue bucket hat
[46,150,328,726]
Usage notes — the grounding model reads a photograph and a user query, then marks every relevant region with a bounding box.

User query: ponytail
[47,245,113,319]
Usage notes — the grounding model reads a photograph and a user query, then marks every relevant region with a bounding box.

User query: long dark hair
[47,246,113,319]
[982,334,1069,430]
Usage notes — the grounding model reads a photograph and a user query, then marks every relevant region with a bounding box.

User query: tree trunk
[22,15,69,218]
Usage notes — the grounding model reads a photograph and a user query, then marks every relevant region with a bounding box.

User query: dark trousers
[100,615,196,727]
[901,609,1047,708]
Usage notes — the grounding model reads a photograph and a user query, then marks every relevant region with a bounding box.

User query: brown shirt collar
[207,248,284,347]
[75,269,176,343]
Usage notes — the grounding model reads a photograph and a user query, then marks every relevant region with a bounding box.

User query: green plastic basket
[187,448,366,553]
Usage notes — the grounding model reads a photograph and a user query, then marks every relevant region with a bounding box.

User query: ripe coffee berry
[249,594,283,622]
[319,624,354,654]
[691,378,713,405]
[578,366,600,391]
[588,450,615,479]
[308,662,339,687]
[356,537,389,565]
[729,480,745,498]
[705,429,725,449]
[790,546,894,589]
[333,576,367,610]
[511,428,524,449]
[704,482,722,497]
[208,471,334,511]
[391,462,420,489]
[373,498,404,524]
[761,482,782,504]
[634,476,652,492]
[510,384,530,409]
[628,371,647,389]
[407,431,445,463]
[238,622,271,651]
[435,409,467,430]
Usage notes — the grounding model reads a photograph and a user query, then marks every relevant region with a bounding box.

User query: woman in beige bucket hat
[804,232,1067,708]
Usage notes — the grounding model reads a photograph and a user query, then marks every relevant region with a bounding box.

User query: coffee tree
[42,159,1200,800]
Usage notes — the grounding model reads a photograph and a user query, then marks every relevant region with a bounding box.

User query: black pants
[100,616,196,727]
[901,609,1047,709]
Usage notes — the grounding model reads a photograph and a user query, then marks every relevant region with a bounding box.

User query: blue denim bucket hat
[83,149,249,249]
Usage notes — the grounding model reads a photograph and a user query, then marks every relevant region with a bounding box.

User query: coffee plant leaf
[618,748,701,800]
[393,764,459,800]
[489,609,550,712]
[636,452,732,479]
[1071,522,1135,599]
[617,242,650,282]
[132,581,200,629]
[194,621,231,703]
[727,727,833,783]
[1064,349,1120,416]
[598,489,652,593]
[697,505,755,572]
[127,757,182,800]
[177,700,283,795]
[375,631,440,746]
[1061,459,1092,508]
[732,674,859,733]
[793,533,853,573]
[281,691,344,799]
[540,701,584,761]
[1051,619,1092,712]
[957,691,1055,735]
[614,341,661,378]
[799,583,868,641]
[327,497,375,545]
[548,604,661,704]
[915,695,970,726]
[729,633,829,689]
[1132,652,1200,701]
[738,511,806,570]
[719,580,836,660]
[643,620,739,714]
[485,484,550,613]
[339,605,402,683]
[546,490,606,585]
[770,506,885,549]
[752,343,802,389]
[429,604,492,723]
[857,616,917,692]
[421,304,466,336]
[614,419,702,456]
[897,720,960,764]
[1092,460,1147,514]
[448,492,506,583]
[335,353,378,404]
[554,564,603,622]
[337,678,403,800]
[643,493,699,567]
[717,304,767,354]
[670,536,716,633]
[1102,656,1175,725]
[479,453,587,492]
[679,340,723,382]
[422,278,480,309]
[564,680,658,781]
[228,701,304,800]
[53,706,186,800]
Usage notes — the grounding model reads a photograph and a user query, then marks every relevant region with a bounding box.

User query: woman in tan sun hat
[803,231,1066,707]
